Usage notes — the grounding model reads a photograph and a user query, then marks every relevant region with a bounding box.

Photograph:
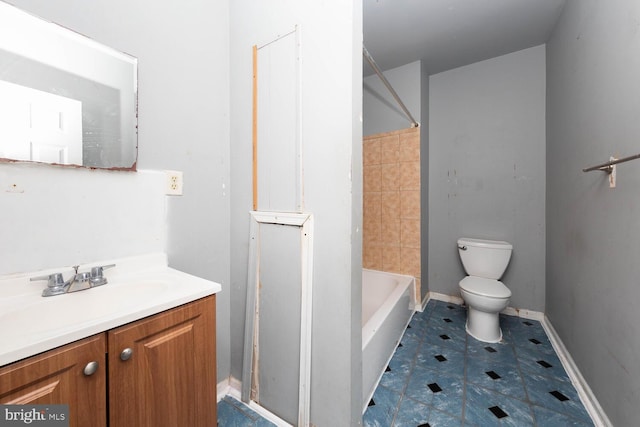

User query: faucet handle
[30,273,67,296]
[30,273,64,286]
[89,264,115,286]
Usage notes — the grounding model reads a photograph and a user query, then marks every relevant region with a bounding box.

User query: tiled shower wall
[363,127,421,297]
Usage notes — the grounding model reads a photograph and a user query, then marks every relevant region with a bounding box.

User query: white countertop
[0,253,221,366]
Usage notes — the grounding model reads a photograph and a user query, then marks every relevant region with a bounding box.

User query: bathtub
[362,269,416,411]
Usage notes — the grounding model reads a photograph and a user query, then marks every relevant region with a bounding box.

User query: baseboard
[220,377,292,427]
[502,305,544,321]
[425,291,464,308]
[542,317,613,427]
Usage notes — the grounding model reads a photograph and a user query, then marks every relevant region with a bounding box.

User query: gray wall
[363,60,422,136]
[428,45,546,311]
[229,2,363,425]
[9,0,232,384]
[546,1,640,424]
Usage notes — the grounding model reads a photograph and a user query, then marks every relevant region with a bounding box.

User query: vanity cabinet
[0,295,216,427]
[0,334,107,427]
[108,295,217,427]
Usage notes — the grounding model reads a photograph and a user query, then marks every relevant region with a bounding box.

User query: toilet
[457,237,513,343]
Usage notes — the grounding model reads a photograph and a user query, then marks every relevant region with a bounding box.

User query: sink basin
[0,254,221,367]
[0,281,169,339]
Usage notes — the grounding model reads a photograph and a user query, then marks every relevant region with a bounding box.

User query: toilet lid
[460,276,511,298]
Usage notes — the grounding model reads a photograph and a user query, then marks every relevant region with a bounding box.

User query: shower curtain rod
[363,44,419,128]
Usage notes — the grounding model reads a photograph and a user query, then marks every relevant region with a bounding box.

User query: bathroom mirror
[0,1,137,170]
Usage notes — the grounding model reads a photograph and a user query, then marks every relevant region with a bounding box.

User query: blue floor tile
[218,300,594,427]
[218,396,277,427]
[363,299,594,427]
[465,356,527,401]
[404,366,465,418]
[364,385,403,427]
[464,384,535,426]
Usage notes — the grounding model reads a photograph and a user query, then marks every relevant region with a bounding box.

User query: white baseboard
[219,377,293,427]
[425,291,464,309]
[542,317,613,427]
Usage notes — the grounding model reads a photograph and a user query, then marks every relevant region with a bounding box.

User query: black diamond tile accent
[434,354,447,362]
[427,383,442,393]
[489,406,509,419]
[385,365,392,372]
[407,324,412,329]
[398,342,403,347]
[529,338,542,345]
[368,399,376,407]
[486,370,501,380]
[523,321,534,326]
[550,390,570,402]
[537,360,553,368]
[443,318,453,323]
[439,334,451,340]
[484,346,497,353]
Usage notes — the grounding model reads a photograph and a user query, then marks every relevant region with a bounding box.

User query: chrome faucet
[30,264,115,297]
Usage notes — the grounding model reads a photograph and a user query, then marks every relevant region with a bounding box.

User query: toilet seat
[460,276,511,299]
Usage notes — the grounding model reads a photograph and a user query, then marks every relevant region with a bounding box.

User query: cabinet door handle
[120,347,133,361]
[83,361,99,376]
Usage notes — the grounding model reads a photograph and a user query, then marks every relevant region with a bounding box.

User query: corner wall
[229,1,363,425]
[363,61,421,136]
[546,1,640,424]
[428,45,546,312]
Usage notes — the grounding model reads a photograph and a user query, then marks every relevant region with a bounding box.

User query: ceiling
[363,0,567,76]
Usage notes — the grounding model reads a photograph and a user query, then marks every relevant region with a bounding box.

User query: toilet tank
[457,238,512,280]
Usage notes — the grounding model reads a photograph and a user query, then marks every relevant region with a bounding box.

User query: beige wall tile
[401,247,421,278]
[400,161,420,190]
[363,246,383,270]
[400,190,420,219]
[382,247,401,273]
[400,219,421,248]
[399,130,420,162]
[363,217,381,247]
[381,191,400,219]
[414,278,422,304]
[381,219,401,246]
[381,163,400,191]
[364,164,382,192]
[380,135,400,164]
[364,192,382,219]
[363,139,381,166]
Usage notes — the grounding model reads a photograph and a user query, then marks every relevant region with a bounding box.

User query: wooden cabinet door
[108,295,216,427]
[0,334,107,427]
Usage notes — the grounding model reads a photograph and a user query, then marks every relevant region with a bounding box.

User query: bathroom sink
[0,253,221,366]
[0,281,169,339]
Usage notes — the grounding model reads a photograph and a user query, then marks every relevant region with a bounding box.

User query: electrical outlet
[165,170,183,195]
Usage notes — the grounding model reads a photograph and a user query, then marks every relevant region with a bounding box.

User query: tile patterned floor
[218,395,276,426]
[364,300,594,426]
[218,300,594,426]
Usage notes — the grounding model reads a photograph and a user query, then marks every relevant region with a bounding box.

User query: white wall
[4,0,232,384]
[230,1,363,425]
[429,45,546,311]
[0,164,165,274]
[546,0,640,424]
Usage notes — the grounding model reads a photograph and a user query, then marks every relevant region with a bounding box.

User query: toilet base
[465,307,503,343]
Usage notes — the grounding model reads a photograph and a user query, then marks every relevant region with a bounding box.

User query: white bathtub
[362,269,416,411]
